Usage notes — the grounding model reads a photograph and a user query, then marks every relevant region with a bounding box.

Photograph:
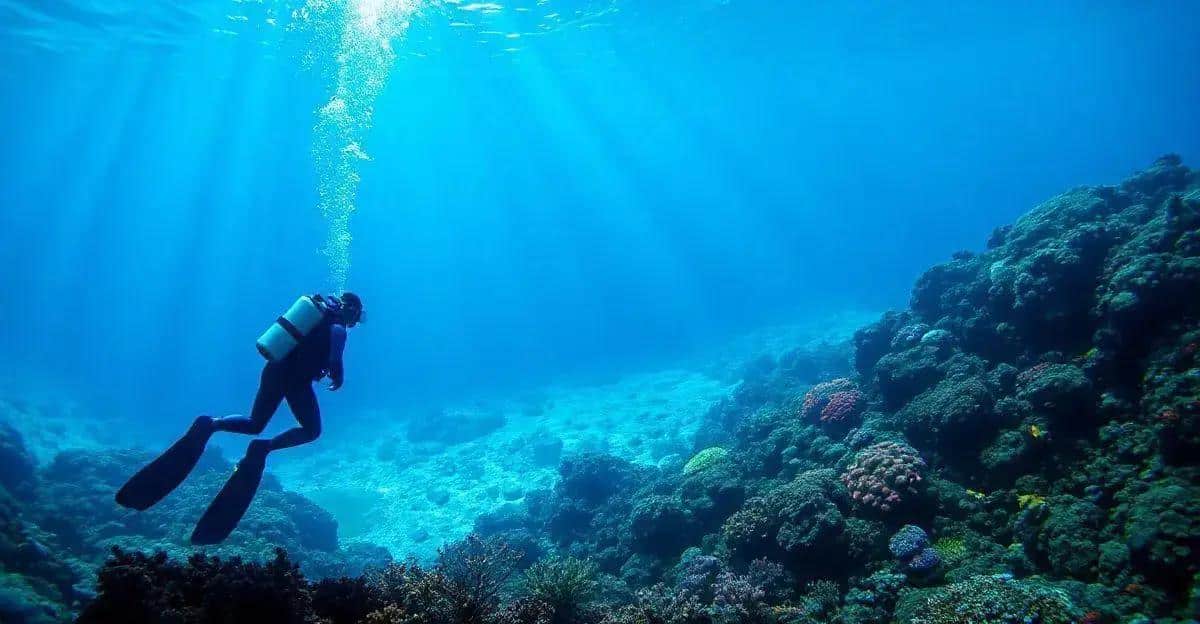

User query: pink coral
[819,390,863,424]
[801,378,856,421]
[840,441,926,512]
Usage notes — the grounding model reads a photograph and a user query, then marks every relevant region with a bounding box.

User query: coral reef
[720,468,855,567]
[0,420,391,622]
[77,548,316,624]
[15,158,1200,623]
[894,574,1080,624]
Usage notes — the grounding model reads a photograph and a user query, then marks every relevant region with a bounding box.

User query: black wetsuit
[215,316,347,450]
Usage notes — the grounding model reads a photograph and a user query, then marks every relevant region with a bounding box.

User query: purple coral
[801,378,857,421]
[888,525,929,560]
[678,555,722,595]
[841,441,926,512]
[906,547,941,572]
[888,525,940,573]
[711,559,787,621]
[712,570,767,610]
[820,390,864,424]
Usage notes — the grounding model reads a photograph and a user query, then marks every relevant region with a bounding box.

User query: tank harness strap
[276,316,305,342]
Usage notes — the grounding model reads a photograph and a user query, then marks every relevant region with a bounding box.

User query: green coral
[897,375,995,447]
[523,556,599,616]
[932,537,968,565]
[1122,478,1200,573]
[627,495,698,557]
[683,447,730,475]
[1016,363,1093,427]
[721,469,848,563]
[1030,496,1102,579]
[895,574,1079,624]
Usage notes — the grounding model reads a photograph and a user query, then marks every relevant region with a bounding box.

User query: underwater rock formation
[36,157,1200,622]
[408,406,507,446]
[0,420,392,622]
[0,419,37,497]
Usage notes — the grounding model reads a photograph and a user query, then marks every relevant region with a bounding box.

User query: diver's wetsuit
[215,316,347,451]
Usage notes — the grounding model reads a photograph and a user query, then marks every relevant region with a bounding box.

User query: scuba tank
[256,295,331,362]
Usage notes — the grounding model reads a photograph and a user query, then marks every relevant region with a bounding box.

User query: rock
[0,418,36,496]
[407,407,505,445]
[556,453,639,505]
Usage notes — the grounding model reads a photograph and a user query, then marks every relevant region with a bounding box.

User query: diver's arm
[328,324,347,391]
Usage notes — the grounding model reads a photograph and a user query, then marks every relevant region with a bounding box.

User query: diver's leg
[190,436,271,545]
[216,365,285,435]
[190,368,288,543]
[269,380,322,451]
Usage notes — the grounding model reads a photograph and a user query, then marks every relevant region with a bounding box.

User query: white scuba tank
[256,296,328,362]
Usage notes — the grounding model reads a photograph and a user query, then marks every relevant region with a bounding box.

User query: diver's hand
[328,362,344,392]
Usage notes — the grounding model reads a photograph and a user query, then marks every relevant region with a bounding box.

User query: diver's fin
[190,439,270,545]
[116,416,216,511]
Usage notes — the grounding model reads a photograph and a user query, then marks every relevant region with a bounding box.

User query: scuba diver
[115,293,365,544]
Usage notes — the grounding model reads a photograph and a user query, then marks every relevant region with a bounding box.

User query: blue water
[2,0,1199,442]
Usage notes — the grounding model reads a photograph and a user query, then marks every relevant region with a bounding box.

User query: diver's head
[338,292,365,327]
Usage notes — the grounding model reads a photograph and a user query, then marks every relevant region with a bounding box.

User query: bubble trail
[300,0,423,291]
